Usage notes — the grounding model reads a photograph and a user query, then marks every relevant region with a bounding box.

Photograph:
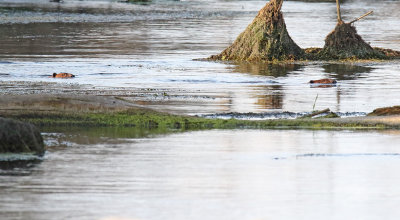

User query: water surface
[2,129,400,220]
[1,2,400,219]
[0,0,400,115]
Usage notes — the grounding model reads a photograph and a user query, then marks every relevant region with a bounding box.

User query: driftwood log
[300,108,336,119]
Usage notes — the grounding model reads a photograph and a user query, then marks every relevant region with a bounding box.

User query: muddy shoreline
[1,90,400,130]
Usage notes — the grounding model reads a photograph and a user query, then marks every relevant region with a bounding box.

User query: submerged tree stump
[211,0,304,61]
[319,22,385,59]
[319,0,385,59]
[0,118,45,156]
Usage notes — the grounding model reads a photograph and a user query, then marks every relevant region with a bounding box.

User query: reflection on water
[41,126,179,146]
[0,22,155,58]
[232,62,302,77]
[323,64,373,80]
[0,159,42,174]
[2,129,400,220]
[0,126,176,175]
[254,85,284,109]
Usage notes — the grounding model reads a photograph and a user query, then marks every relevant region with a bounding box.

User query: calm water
[2,1,400,219]
[2,129,400,220]
[0,0,400,115]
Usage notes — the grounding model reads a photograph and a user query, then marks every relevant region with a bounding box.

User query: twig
[336,0,342,23]
[301,108,331,119]
[312,94,318,111]
[349,11,373,24]
[274,0,283,11]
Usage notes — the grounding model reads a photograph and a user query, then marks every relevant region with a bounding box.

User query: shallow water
[2,129,400,220]
[0,0,400,115]
[2,1,400,219]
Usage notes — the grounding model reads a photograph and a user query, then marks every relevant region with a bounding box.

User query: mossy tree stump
[211,0,304,61]
[0,117,45,156]
[319,0,386,59]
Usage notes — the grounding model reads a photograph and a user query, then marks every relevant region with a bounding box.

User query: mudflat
[1,90,400,130]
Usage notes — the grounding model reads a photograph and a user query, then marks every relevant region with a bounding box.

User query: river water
[0,0,400,115]
[2,128,400,220]
[1,0,400,219]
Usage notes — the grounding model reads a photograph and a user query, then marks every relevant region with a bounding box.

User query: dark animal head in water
[52,72,75,78]
[309,79,337,84]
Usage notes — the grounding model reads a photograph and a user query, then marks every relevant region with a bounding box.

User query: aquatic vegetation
[4,108,394,131]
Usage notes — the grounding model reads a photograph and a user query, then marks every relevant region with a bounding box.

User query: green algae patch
[6,109,218,130]
[4,109,395,131]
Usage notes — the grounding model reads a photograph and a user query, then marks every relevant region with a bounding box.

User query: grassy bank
[3,108,395,131]
[1,94,399,130]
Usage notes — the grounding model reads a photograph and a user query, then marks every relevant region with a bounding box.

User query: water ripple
[200,112,367,120]
[296,153,400,158]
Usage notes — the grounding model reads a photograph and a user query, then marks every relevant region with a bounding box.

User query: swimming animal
[309,78,337,84]
[52,73,75,78]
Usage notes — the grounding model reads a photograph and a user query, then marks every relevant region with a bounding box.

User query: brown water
[2,1,400,219]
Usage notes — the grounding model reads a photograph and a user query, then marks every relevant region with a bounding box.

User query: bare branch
[349,11,373,24]
[300,108,331,119]
[273,0,283,11]
[336,0,342,23]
